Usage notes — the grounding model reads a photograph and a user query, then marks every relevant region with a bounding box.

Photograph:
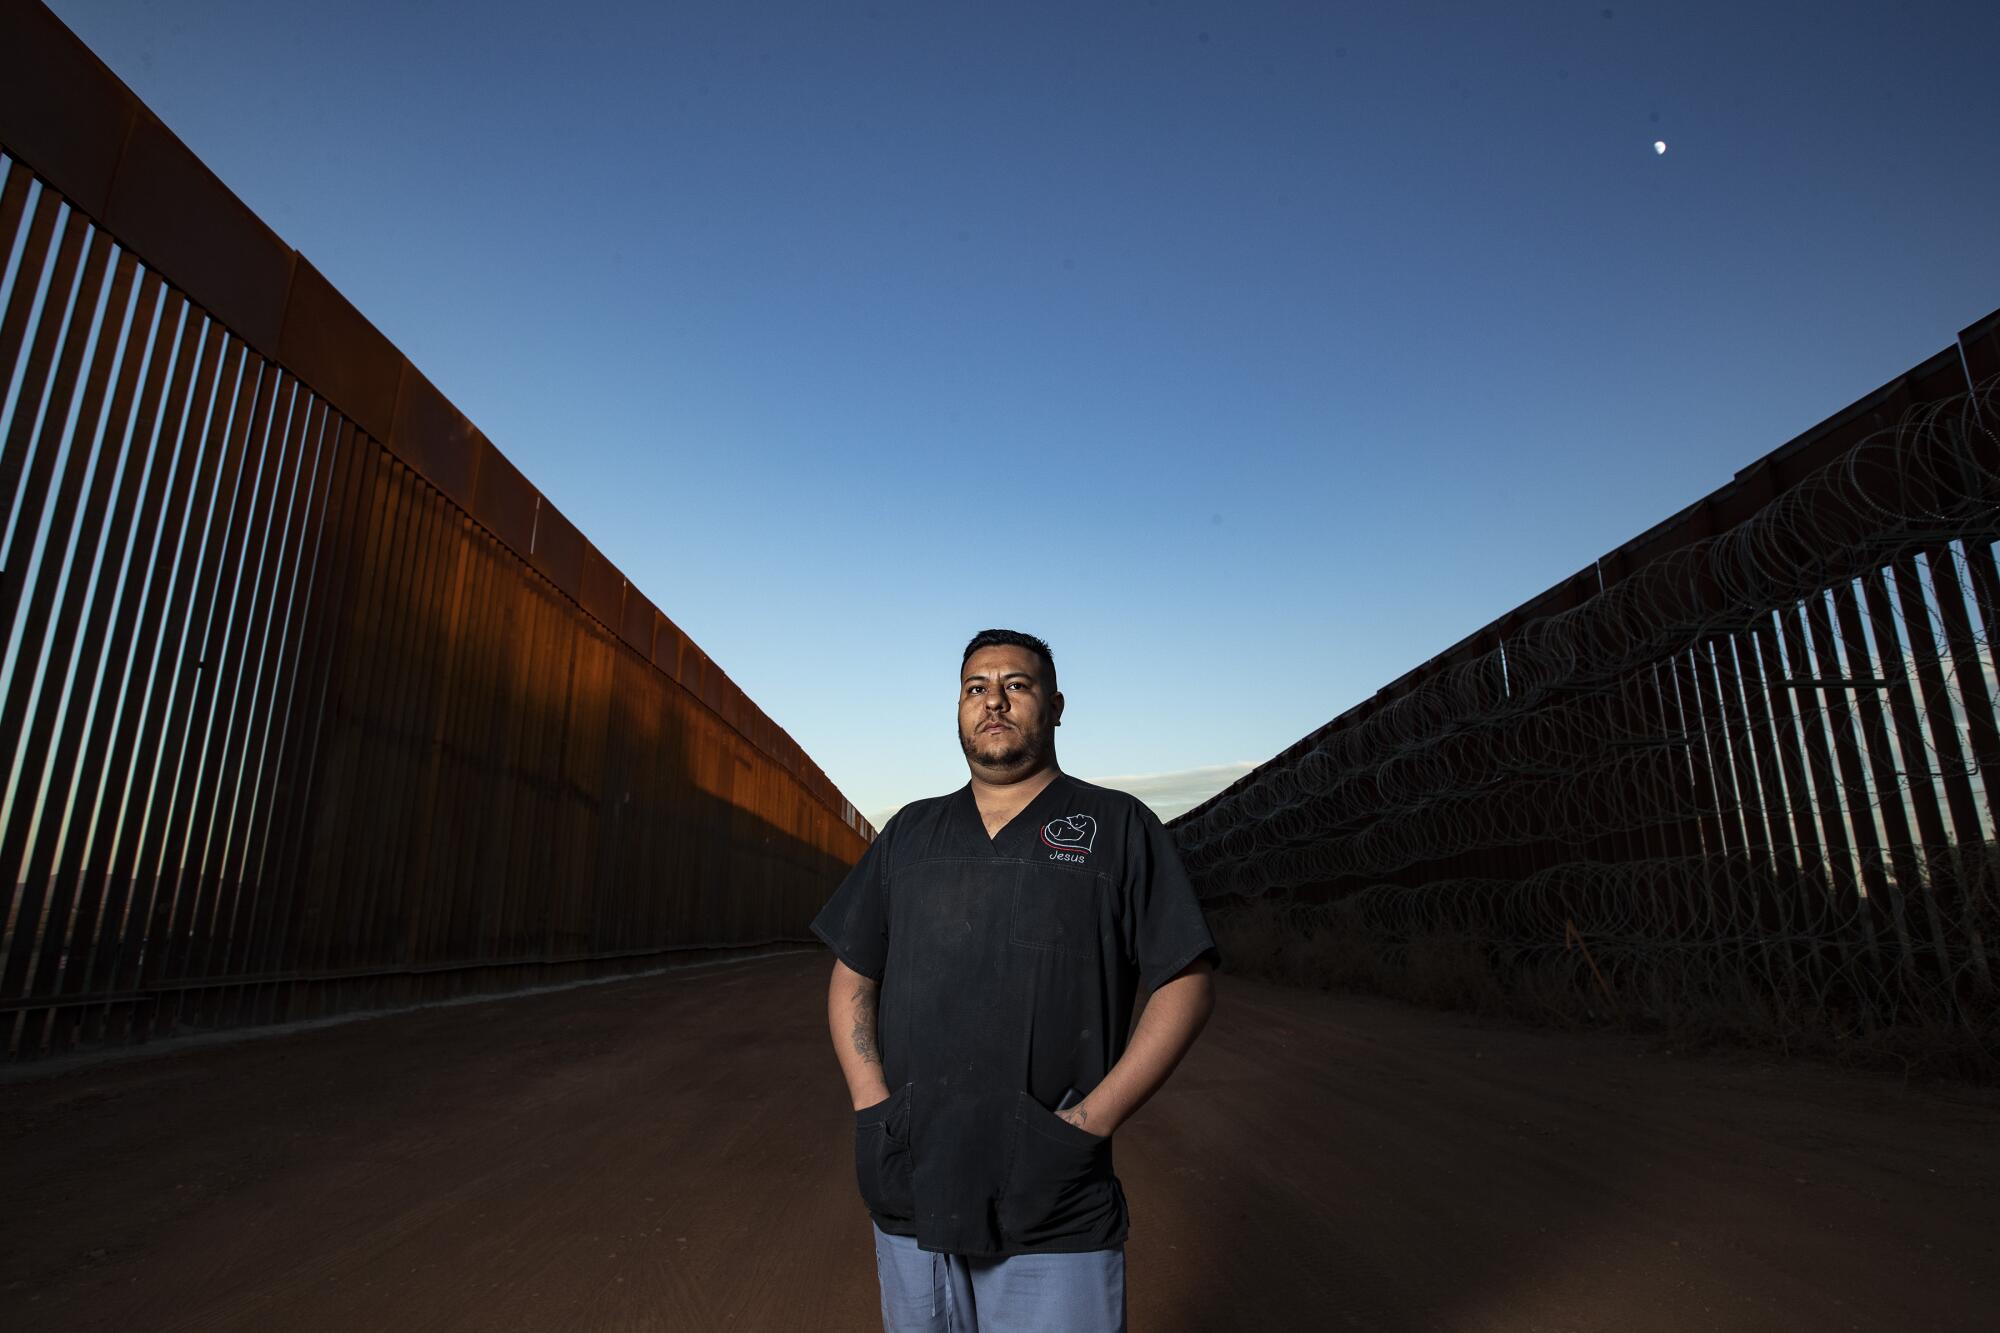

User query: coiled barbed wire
[1242,847,1996,1042]
[1176,379,1997,893]
[1179,378,1999,1048]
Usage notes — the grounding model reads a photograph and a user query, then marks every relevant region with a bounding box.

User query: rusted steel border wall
[1173,313,1999,1043]
[0,3,872,1062]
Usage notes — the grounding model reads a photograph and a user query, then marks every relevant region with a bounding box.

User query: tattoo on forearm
[849,984,882,1067]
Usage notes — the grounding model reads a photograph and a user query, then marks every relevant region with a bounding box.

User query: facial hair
[959,718,1047,774]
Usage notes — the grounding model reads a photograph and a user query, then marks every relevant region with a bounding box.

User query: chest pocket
[1010,865,1103,959]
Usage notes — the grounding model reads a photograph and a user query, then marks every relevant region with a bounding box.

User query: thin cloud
[1084,762,1258,822]
[867,761,1256,831]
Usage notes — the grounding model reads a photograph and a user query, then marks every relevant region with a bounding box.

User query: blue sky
[46,0,2000,824]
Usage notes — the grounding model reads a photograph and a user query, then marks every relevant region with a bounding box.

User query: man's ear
[1052,690,1064,726]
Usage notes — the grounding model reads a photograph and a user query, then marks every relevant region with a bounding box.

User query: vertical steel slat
[356,469,449,1004]
[1904,544,2000,836]
[402,482,471,990]
[0,254,145,871]
[0,188,73,535]
[0,233,124,1019]
[469,568,529,969]
[1646,659,1703,862]
[672,672,701,943]
[144,356,278,1010]
[0,225,116,737]
[1732,626,1804,925]
[441,534,511,986]
[1624,664,1685,905]
[455,534,518,972]
[9,263,158,1052]
[1683,643,1746,873]
[186,380,322,1029]
[1705,635,1781,934]
[1592,664,1640,860]
[612,650,657,951]
[123,340,257,1031]
[466,538,537,972]
[559,629,615,957]
[1871,561,1967,848]
[402,509,490,999]
[510,582,572,968]
[644,674,678,947]
[1802,589,1891,955]
[407,520,488,996]
[1889,549,1992,992]
[1830,578,1923,964]
[342,448,432,1007]
[1650,656,1708,940]
[336,456,413,1003]
[509,583,565,975]
[1951,538,2000,837]
[275,434,364,1019]
[1859,564,1958,978]
[545,613,593,969]
[299,440,397,1013]
[592,630,628,947]
[55,285,193,1050]
[1669,648,1728,866]
[1760,616,1832,912]
[229,405,344,1026]
[488,579,546,969]
[445,526,510,977]
[172,375,301,1022]
[164,372,298,1030]
[217,396,336,1028]
[1780,596,1865,990]
[258,421,372,1029]
[554,626,599,960]
[596,651,639,953]
[0,218,107,641]
[370,464,453,998]
[87,314,224,1042]
[1922,542,2000,994]
[1721,629,1790,996]
[0,159,43,393]
[211,387,326,1007]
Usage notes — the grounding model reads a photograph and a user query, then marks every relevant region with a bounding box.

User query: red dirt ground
[2,950,1995,1331]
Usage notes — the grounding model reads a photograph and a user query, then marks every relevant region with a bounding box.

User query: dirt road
[2,951,1995,1331]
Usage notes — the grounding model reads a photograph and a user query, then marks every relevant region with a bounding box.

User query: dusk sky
[45,0,2000,825]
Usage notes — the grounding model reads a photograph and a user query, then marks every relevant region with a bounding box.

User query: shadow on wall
[5,441,864,1057]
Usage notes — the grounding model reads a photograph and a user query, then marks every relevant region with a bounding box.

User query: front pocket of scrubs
[854,1085,914,1222]
[1010,868,1100,958]
[997,1092,1119,1246]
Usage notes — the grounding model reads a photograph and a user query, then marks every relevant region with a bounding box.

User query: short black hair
[961,628,1057,696]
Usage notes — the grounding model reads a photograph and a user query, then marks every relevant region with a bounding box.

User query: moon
[1653,140,1668,155]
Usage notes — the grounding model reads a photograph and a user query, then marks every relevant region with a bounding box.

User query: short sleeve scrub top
[811,773,1220,1257]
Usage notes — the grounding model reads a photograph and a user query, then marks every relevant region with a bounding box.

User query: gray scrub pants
[872,1222,1127,1332]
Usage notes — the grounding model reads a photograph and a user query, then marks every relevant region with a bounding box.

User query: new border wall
[0,3,872,1063]
[1174,310,2000,1065]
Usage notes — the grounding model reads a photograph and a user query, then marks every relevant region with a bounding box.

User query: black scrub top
[810,772,1220,1257]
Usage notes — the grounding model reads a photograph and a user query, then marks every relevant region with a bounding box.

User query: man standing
[812,629,1219,1333]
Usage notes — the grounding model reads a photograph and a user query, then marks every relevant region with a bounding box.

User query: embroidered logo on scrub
[1040,814,1098,857]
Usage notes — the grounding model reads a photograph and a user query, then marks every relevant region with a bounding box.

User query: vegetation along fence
[1174,314,2000,1068]
[0,3,872,1063]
